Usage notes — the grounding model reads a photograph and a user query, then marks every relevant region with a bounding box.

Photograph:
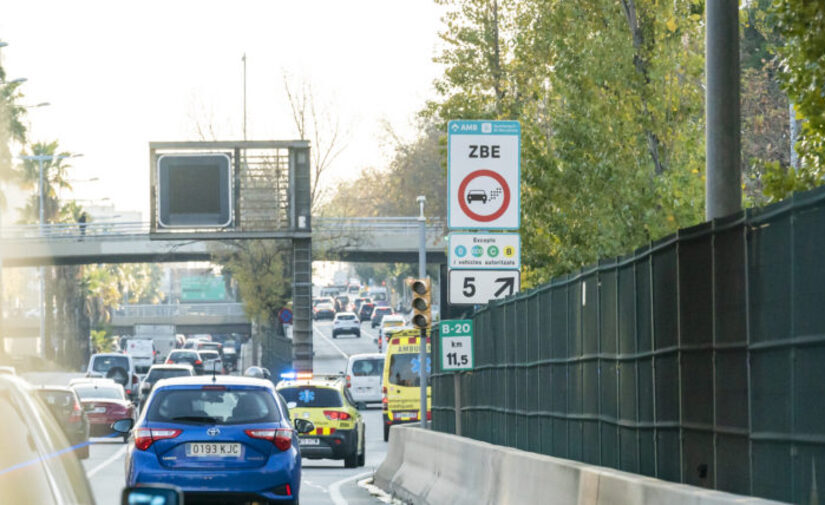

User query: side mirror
[122,485,183,505]
[111,418,134,434]
[293,418,315,434]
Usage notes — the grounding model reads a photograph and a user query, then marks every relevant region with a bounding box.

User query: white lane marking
[313,322,349,360]
[329,470,373,505]
[86,445,127,479]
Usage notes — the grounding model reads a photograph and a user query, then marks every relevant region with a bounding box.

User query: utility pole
[242,53,247,141]
[705,0,741,220]
[417,195,428,429]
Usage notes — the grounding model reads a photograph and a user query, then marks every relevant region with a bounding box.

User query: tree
[283,74,349,211]
[763,0,825,199]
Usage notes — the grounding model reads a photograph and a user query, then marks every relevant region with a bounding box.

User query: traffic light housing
[410,278,431,329]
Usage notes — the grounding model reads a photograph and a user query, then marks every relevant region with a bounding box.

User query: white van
[124,338,155,373]
[346,353,385,406]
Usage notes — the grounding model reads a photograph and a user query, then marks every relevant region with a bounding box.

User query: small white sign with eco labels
[449,233,520,270]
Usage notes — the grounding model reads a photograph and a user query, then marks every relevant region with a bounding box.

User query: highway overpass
[0,217,447,267]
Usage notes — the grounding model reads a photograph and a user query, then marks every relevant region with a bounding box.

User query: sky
[0,1,446,220]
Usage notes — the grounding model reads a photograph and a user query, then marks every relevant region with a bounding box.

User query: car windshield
[74,385,124,400]
[337,314,356,321]
[279,387,343,408]
[36,390,74,408]
[146,388,280,425]
[146,368,191,382]
[91,356,128,373]
[389,353,431,387]
[351,358,384,377]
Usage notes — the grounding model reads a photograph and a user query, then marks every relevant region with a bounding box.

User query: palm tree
[16,140,74,224]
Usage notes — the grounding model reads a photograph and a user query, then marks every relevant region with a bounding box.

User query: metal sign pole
[417,196,428,429]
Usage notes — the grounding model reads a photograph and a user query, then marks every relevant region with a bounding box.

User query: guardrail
[0,217,446,241]
[112,303,246,318]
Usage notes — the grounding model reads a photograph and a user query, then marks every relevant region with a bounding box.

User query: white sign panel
[449,269,520,305]
[449,233,520,270]
[448,120,520,230]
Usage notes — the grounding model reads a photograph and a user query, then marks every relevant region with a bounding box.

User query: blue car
[125,375,314,505]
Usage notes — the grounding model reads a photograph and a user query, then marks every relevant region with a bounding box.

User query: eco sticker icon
[455,245,467,258]
[487,245,499,257]
[471,245,484,257]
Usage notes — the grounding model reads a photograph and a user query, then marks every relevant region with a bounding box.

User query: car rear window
[36,390,74,408]
[91,355,129,373]
[351,358,384,377]
[146,369,191,382]
[383,320,404,328]
[170,351,199,362]
[337,314,356,321]
[278,387,343,408]
[375,308,392,315]
[74,385,124,400]
[199,351,220,360]
[388,353,431,387]
[147,388,280,425]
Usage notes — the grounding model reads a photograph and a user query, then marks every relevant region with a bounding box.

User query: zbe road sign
[440,319,474,371]
[448,120,520,230]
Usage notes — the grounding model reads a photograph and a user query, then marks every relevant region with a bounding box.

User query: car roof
[36,385,74,393]
[275,374,345,389]
[335,312,357,317]
[91,353,130,358]
[383,315,405,321]
[69,377,117,385]
[148,364,192,370]
[348,353,385,361]
[153,375,274,389]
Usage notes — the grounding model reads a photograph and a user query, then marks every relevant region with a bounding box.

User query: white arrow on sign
[448,269,520,305]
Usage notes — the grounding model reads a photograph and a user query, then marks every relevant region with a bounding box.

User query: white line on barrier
[86,445,127,479]
[329,470,373,505]
[313,323,349,360]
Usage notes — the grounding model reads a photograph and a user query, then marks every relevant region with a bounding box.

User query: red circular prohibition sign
[457,169,511,222]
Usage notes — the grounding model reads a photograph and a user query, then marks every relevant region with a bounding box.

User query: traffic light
[410,278,431,329]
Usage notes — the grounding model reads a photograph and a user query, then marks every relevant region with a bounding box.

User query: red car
[71,379,136,442]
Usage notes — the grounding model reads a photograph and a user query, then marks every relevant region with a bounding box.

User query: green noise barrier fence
[431,185,825,504]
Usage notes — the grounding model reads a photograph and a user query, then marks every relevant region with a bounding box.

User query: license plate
[185,443,242,457]
[89,407,106,414]
[299,438,320,446]
[396,412,415,420]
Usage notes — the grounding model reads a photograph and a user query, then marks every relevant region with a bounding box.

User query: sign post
[440,319,474,436]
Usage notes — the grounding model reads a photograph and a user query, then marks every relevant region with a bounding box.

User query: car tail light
[324,410,351,421]
[246,428,293,451]
[427,411,432,421]
[194,360,202,365]
[69,401,82,423]
[346,375,351,388]
[134,428,182,451]
[166,359,173,364]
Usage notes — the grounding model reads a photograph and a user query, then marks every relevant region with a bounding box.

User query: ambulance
[381,329,431,441]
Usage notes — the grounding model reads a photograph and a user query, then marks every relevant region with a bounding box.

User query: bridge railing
[0,217,445,240]
[112,302,247,319]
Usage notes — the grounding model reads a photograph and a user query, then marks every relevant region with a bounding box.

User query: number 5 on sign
[440,319,473,371]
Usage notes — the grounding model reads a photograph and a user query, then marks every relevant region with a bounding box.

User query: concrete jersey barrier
[375,425,788,505]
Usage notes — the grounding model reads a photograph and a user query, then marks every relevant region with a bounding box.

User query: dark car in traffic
[35,386,91,459]
[165,349,205,375]
[358,302,375,322]
[370,306,394,328]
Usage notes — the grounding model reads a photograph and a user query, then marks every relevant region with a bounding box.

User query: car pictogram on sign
[467,190,487,204]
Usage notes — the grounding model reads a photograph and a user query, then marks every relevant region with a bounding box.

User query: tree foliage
[767,0,825,198]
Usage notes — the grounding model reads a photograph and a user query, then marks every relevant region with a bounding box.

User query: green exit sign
[439,319,473,371]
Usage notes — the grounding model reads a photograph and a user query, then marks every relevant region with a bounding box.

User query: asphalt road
[27,320,392,505]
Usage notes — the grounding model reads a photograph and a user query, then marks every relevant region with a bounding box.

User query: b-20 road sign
[448,269,520,305]
[439,319,474,371]
[448,120,520,230]
[449,232,520,270]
